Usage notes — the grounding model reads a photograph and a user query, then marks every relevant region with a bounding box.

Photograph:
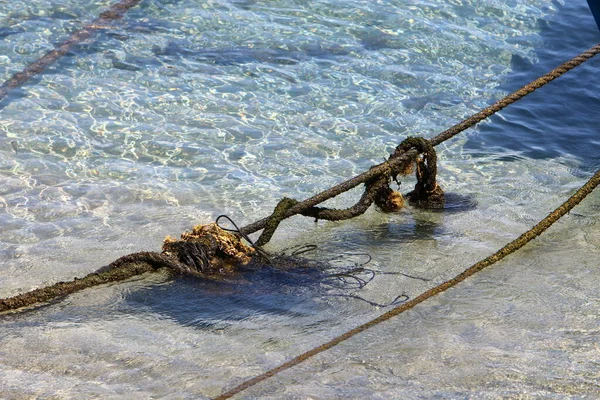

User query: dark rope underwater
[212,167,600,400]
[0,43,599,313]
[239,42,600,240]
[0,0,142,106]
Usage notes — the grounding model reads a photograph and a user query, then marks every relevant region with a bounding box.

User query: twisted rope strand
[240,42,600,237]
[0,0,142,105]
[0,252,180,313]
[213,167,600,400]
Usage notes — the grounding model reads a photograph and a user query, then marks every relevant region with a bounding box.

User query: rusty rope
[239,42,600,239]
[213,167,600,400]
[0,0,142,106]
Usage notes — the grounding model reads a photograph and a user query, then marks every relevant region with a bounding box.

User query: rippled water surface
[1,0,599,398]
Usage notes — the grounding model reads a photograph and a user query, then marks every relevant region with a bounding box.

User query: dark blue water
[465,0,600,170]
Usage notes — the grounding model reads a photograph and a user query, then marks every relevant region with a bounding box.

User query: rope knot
[396,137,445,208]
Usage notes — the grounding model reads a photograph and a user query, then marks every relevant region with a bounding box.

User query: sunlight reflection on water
[0,0,599,398]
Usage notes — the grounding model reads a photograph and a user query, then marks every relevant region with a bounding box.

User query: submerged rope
[0,43,598,313]
[0,252,185,313]
[239,42,600,239]
[0,0,142,106]
[213,167,600,400]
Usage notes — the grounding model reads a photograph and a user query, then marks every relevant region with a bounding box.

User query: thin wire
[216,214,273,264]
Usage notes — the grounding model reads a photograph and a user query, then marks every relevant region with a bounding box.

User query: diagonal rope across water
[0,0,141,107]
[211,43,600,399]
[214,167,600,400]
[0,9,599,397]
[239,42,600,237]
[0,35,598,314]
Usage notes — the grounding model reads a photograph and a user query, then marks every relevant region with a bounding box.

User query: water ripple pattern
[0,0,599,398]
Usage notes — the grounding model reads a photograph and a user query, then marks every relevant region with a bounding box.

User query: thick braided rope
[240,42,600,237]
[213,167,600,400]
[0,252,185,313]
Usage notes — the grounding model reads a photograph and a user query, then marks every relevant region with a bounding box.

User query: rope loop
[396,137,436,190]
[396,136,445,208]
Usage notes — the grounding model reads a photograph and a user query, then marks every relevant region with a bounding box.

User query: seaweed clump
[162,223,255,275]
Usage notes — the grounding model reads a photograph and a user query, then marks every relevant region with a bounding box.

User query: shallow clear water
[1,0,599,398]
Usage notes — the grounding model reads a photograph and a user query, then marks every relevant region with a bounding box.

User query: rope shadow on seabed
[1,0,600,398]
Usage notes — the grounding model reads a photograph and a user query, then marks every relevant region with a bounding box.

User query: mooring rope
[0,0,141,106]
[0,3,597,393]
[239,42,600,239]
[213,167,600,400]
[0,252,193,313]
[0,43,599,313]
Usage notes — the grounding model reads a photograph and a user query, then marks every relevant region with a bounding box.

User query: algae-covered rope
[1,42,599,312]
[240,42,600,239]
[213,167,600,400]
[0,252,190,313]
[254,173,391,246]
[0,0,142,106]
